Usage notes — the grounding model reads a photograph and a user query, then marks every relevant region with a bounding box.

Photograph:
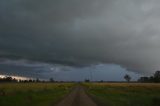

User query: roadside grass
[0,83,74,106]
[84,83,160,106]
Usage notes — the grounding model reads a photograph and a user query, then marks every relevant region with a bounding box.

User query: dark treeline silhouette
[1,71,160,83]
[138,71,160,83]
[0,76,56,83]
[0,76,18,83]
[84,79,90,82]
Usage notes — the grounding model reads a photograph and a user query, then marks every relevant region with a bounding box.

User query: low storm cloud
[0,0,160,79]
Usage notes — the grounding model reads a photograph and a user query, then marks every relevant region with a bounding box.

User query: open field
[84,83,160,106]
[1,83,160,106]
[0,83,75,106]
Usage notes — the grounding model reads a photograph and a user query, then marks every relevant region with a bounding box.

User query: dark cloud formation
[0,59,140,81]
[0,59,73,79]
[0,0,160,74]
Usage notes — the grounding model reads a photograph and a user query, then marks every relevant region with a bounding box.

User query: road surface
[55,85,97,106]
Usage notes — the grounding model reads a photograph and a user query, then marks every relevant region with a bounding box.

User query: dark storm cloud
[0,59,140,81]
[0,0,160,74]
[0,59,73,79]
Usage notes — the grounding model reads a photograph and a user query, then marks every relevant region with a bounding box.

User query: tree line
[0,77,56,83]
[1,70,160,83]
[123,71,160,83]
[138,71,160,83]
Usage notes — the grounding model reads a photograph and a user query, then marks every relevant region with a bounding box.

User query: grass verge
[0,83,74,106]
[84,83,160,106]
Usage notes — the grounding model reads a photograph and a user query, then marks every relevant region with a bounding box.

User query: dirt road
[55,86,97,106]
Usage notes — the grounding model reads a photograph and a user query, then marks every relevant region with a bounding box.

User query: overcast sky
[0,0,160,81]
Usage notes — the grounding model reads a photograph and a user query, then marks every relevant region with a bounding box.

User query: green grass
[0,83,74,106]
[84,83,160,106]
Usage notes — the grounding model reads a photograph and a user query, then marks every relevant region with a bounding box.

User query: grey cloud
[0,59,140,81]
[0,0,160,75]
[0,59,73,79]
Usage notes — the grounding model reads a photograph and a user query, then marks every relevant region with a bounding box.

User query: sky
[0,0,160,81]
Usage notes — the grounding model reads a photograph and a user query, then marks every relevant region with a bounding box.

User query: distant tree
[124,74,131,82]
[5,76,12,82]
[154,71,160,78]
[138,77,150,82]
[19,79,22,82]
[99,80,104,83]
[149,76,154,82]
[12,78,17,82]
[29,79,33,82]
[23,80,28,83]
[153,71,160,82]
[36,78,40,82]
[84,79,90,82]
[49,78,54,82]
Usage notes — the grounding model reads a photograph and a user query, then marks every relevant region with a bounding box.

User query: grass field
[0,83,74,106]
[1,82,160,106]
[84,83,160,106]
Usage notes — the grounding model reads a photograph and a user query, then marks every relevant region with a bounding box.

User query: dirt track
[55,86,97,106]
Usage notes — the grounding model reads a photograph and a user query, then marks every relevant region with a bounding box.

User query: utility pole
[89,70,93,82]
